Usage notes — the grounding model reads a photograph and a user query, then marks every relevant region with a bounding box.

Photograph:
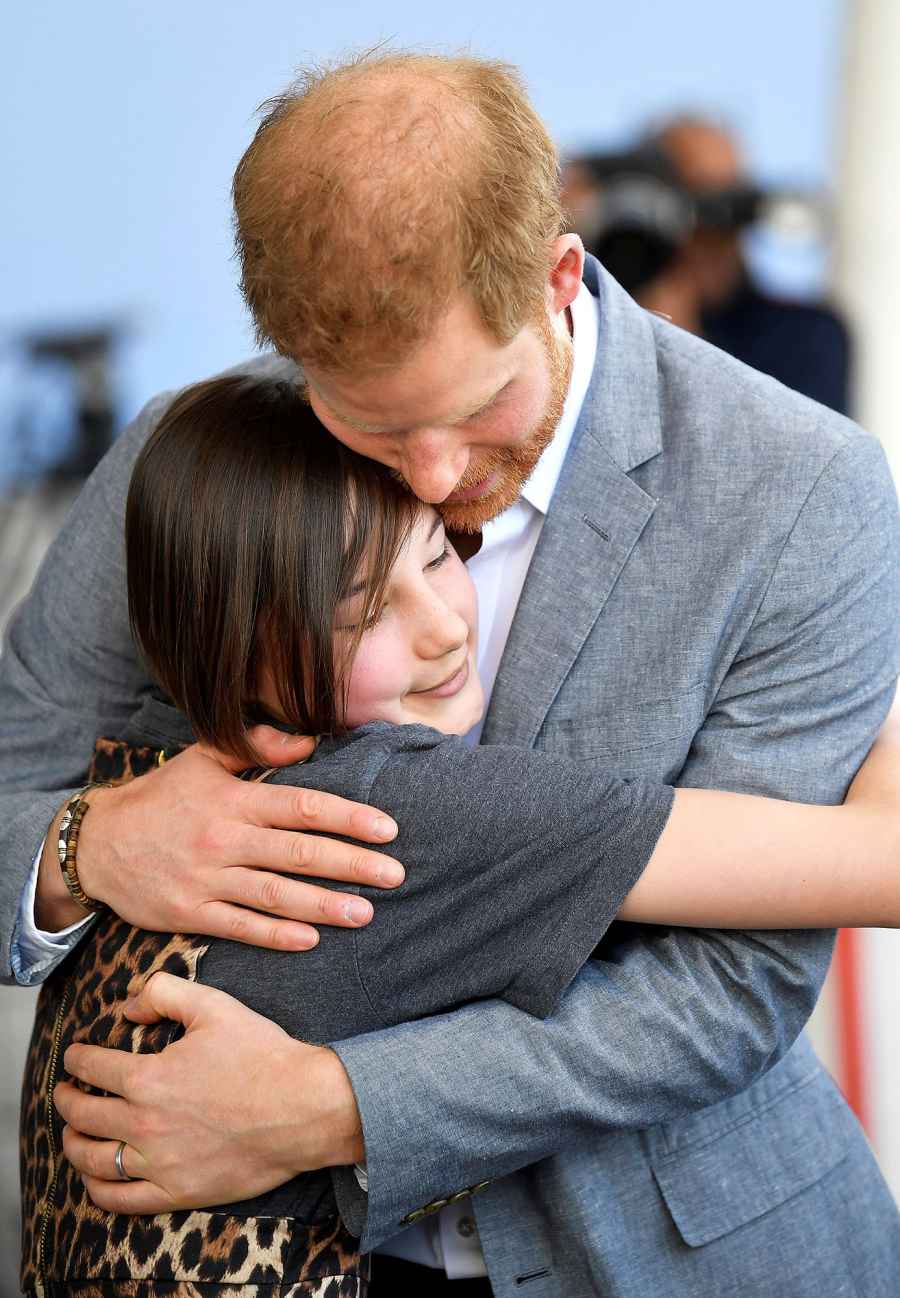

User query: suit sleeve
[355,739,673,1021]
[0,393,171,984]
[330,433,900,1249]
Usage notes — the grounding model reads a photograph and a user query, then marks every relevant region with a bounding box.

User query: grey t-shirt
[130,714,674,1037]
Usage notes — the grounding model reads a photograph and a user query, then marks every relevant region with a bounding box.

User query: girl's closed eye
[345,546,450,632]
[426,546,451,571]
[361,605,386,631]
[339,605,385,635]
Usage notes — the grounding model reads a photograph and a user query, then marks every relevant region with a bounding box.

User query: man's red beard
[437,317,574,534]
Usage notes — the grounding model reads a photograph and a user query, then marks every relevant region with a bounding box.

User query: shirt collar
[520,281,599,516]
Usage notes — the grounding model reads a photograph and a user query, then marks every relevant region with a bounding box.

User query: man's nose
[400,431,469,503]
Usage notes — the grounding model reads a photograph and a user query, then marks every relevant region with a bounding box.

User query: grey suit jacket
[2,258,899,1296]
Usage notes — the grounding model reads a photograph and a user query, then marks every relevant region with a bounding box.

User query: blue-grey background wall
[2,0,844,422]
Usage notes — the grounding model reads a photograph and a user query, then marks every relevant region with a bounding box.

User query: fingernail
[343,898,373,925]
[373,816,398,841]
[377,863,405,886]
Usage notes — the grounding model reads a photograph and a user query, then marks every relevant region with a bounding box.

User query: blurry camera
[564,147,819,294]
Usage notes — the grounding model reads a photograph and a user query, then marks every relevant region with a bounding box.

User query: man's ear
[546,234,585,316]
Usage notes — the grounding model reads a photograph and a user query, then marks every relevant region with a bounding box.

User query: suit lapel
[482,261,663,747]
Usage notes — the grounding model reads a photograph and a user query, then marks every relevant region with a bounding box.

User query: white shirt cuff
[10,838,95,985]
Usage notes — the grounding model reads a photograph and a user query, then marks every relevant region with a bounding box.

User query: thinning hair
[126,374,419,761]
[233,50,564,372]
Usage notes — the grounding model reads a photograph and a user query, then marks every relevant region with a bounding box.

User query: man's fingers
[54,1081,134,1139]
[62,1126,149,1183]
[228,827,404,887]
[241,781,398,843]
[215,870,376,930]
[81,1173,174,1215]
[194,901,323,950]
[60,1046,136,1100]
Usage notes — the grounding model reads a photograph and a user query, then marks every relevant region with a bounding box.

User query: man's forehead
[302,290,532,431]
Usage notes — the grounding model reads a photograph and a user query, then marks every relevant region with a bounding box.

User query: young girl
[20,375,898,1298]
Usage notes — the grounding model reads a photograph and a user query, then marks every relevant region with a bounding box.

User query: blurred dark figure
[564,118,851,414]
[24,328,118,480]
[0,325,122,634]
[653,117,850,413]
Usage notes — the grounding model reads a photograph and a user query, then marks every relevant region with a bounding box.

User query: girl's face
[337,507,484,734]
[258,506,484,736]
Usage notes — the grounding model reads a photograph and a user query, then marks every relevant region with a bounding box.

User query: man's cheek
[491,394,542,448]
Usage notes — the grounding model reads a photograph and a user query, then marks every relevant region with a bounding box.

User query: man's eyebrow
[328,411,395,435]
[320,381,512,437]
[450,380,511,424]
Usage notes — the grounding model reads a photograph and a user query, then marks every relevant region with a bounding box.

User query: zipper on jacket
[37,983,72,1291]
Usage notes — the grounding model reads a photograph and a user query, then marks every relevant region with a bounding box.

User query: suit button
[457,1215,477,1239]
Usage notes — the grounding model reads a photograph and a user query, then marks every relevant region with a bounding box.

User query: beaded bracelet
[57,785,109,913]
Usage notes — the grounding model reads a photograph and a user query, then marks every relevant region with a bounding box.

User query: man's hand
[55,971,364,1213]
[35,724,403,949]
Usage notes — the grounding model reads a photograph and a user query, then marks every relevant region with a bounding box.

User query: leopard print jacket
[20,739,369,1298]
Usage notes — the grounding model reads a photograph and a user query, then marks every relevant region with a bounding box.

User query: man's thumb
[243,726,317,769]
[195,727,315,776]
[123,970,213,1029]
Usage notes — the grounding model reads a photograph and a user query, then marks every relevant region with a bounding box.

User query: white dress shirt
[13,284,601,1279]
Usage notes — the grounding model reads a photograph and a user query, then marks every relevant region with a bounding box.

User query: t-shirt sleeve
[354,734,674,1022]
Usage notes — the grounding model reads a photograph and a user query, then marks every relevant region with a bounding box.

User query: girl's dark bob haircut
[126,373,420,762]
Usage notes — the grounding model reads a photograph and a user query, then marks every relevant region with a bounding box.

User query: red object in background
[834,927,869,1132]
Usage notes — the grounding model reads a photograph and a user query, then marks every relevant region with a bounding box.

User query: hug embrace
[4,50,900,1298]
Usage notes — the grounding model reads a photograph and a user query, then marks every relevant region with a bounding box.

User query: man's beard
[437,318,574,534]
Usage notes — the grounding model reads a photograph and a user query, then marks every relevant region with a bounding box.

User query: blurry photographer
[564,116,851,414]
